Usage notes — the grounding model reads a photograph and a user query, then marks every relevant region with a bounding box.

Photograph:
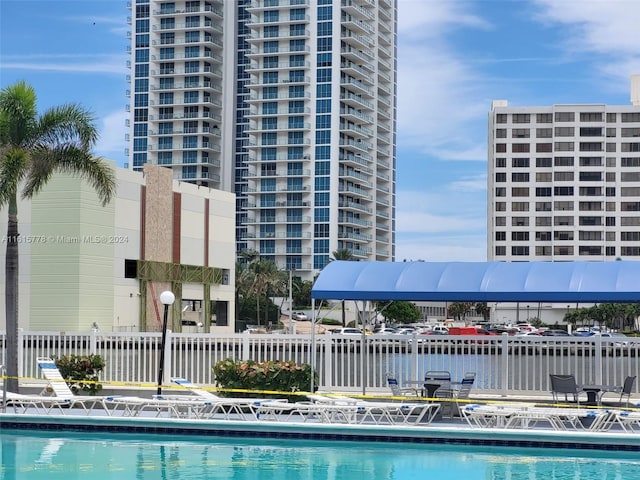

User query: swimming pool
[3,428,640,480]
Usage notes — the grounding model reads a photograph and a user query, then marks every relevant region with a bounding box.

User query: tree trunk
[341,300,346,327]
[5,196,19,392]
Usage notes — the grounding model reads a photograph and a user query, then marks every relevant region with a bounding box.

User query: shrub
[212,359,317,401]
[53,354,105,395]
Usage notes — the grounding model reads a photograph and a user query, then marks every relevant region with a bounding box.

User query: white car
[291,312,309,321]
[331,328,363,335]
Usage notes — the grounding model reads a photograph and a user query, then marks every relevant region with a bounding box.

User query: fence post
[500,333,509,396]
[241,333,250,361]
[322,336,331,391]
[594,334,603,384]
[164,329,173,385]
[411,332,419,380]
[90,328,98,355]
[17,328,24,384]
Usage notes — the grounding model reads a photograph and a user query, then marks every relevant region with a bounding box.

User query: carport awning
[311,261,640,303]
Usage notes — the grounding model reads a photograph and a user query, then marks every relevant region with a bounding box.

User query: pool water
[2,429,640,480]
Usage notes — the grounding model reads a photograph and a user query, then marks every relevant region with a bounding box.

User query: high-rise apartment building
[487,77,640,261]
[128,0,397,279]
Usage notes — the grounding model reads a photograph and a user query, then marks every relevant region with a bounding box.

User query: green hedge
[212,359,317,401]
[53,354,104,395]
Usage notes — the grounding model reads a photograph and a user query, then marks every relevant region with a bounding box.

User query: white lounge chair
[36,357,108,413]
[169,377,288,420]
[461,403,612,431]
[307,394,441,425]
[0,389,76,415]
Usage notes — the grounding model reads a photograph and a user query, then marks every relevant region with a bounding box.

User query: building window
[555,126,575,136]
[512,128,530,138]
[580,112,603,122]
[495,231,506,241]
[555,142,574,152]
[495,114,507,124]
[579,246,602,256]
[555,111,575,122]
[512,158,530,168]
[495,246,506,256]
[511,187,529,197]
[511,172,529,182]
[512,232,529,241]
[536,187,552,197]
[554,246,574,255]
[536,157,552,167]
[554,156,574,167]
[536,113,553,123]
[512,114,530,124]
[495,187,506,197]
[536,143,552,152]
[536,128,552,138]
[536,231,551,241]
[512,217,529,226]
[580,127,603,136]
[512,143,530,153]
[512,246,529,256]
[495,158,506,168]
[554,171,574,181]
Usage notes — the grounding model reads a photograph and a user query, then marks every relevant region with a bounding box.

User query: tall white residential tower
[487,76,640,261]
[128,0,397,279]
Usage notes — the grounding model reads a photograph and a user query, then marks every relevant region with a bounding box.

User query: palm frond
[0,81,38,147]
[0,148,28,207]
[37,104,99,150]
[24,145,115,206]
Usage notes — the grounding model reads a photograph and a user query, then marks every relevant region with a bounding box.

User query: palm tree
[330,248,355,327]
[249,258,279,327]
[0,81,115,392]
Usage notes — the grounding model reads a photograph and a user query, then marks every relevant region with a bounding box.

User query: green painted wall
[30,173,115,330]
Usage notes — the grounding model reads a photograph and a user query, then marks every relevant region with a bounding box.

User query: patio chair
[386,373,419,397]
[549,374,585,404]
[618,376,636,407]
[435,372,475,418]
[36,357,108,412]
[423,370,451,398]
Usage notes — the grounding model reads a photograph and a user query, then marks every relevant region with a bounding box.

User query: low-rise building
[0,164,236,333]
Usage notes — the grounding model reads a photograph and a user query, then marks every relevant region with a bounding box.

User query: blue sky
[2,0,640,262]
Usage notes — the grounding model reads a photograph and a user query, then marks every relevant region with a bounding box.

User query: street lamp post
[157,290,175,395]
[288,269,293,334]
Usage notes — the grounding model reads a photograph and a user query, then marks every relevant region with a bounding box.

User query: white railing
[2,331,640,397]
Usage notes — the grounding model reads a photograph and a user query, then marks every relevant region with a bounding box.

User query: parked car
[291,312,309,321]
[540,329,570,336]
[330,328,363,335]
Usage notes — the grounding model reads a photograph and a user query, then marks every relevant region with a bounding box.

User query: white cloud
[1,54,128,75]
[395,236,487,262]
[396,189,486,234]
[396,0,492,161]
[532,0,640,88]
[95,109,128,164]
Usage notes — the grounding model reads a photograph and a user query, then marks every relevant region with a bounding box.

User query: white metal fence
[2,330,640,396]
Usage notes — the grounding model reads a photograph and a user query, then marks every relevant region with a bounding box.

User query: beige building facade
[0,164,236,333]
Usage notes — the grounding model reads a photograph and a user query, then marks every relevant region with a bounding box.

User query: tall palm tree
[249,258,279,327]
[0,81,116,392]
[330,248,355,327]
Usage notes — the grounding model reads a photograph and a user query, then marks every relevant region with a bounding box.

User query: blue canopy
[311,261,640,303]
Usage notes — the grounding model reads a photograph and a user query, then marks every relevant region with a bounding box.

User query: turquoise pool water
[2,429,640,479]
